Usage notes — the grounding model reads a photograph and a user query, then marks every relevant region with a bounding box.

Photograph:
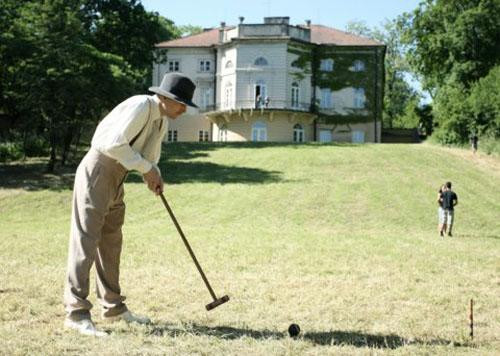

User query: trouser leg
[447,211,454,234]
[96,184,128,317]
[64,159,108,321]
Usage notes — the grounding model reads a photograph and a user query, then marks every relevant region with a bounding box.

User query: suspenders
[129,98,152,147]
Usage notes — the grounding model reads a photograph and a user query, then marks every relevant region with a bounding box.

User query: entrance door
[255,81,267,108]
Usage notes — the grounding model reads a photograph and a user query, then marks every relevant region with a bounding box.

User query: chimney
[239,16,244,24]
[305,19,311,27]
[219,21,226,43]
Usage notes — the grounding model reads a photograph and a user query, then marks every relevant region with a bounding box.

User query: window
[320,59,334,71]
[251,121,267,142]
[200,87,212,110]
[219,125,228,142]
[354,88,365,108]
[199,130,209,142]
[225,60,233,69]
[320,88,333,109]
[293,124,304,142]
[167,130,178,142]
[254,57,268,66]
[291,82,300,109]
[352,130,365,143]
[353,60,365,72]
[199,60,211,72]
[168,60,179,72]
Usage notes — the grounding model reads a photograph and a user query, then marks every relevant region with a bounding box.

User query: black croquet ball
[288,323,300,337]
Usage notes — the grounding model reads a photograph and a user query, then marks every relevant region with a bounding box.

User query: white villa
[153,16,385,143]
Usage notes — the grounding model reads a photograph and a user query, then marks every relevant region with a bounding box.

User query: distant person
[437,184,448,237]
[255,95,262,109]
[63,73,198,336]
[470,134,478,154]
[441,181,458,237]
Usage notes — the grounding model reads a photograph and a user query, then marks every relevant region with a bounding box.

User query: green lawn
[0,142,499,355]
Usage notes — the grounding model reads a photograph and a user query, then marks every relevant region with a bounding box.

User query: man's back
[442,190,458,210]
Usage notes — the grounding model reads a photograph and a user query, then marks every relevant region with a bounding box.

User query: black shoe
[448,233,452,237]
[440,231,444,237]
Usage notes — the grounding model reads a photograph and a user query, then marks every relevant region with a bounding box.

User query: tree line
[346,0,499,150]
[0,0,202,170]
[1,0,499,167]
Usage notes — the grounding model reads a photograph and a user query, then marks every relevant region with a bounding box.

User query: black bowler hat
[149,73,198,108]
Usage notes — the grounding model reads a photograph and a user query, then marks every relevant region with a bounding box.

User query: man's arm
[93,97,153,174]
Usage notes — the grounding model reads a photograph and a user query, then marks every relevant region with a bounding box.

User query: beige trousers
[64,148,129,320]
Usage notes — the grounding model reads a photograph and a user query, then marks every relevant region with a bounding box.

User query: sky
[140,0,422,31]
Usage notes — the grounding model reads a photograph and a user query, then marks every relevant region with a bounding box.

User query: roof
[155,28,223,48]
[156,24,384,48]
[309,25,383,46]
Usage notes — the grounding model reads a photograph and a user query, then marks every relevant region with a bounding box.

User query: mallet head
[205,295,230,311]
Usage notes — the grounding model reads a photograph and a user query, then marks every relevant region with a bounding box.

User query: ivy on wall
[288,43,385,125]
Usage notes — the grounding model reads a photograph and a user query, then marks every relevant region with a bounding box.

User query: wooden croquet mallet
[159,192,229,311]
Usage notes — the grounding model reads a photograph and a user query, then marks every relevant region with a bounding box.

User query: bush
[0,142,23,162]
[24,136,49,157]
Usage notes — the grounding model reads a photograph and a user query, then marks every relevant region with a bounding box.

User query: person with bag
[441,181,459,237]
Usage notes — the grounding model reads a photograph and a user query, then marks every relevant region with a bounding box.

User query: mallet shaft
[159,193,218,300]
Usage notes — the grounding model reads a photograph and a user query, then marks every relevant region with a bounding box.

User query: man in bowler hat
[63,73,198,336]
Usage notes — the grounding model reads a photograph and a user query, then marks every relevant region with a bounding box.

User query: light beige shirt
[91,95,167,174]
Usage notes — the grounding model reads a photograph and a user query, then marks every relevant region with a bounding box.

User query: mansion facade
[153,17,385,143]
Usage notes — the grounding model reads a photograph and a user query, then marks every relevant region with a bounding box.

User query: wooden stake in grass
[469,299,474,340]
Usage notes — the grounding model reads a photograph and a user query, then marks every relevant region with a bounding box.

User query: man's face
[159,96,187,119]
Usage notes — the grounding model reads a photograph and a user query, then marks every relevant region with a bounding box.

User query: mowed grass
[0,142,499,355]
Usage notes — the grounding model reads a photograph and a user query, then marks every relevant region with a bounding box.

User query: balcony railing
[214,100,311,112]
[197,105,216,113]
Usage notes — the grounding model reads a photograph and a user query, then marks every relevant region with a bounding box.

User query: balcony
[213,100,311,113]
[204,99,316,125]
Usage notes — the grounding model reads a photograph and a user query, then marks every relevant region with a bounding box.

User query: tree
[1,0,179,167]
[8,0,138,170]
[177,25,204,37]
[403,0,500,92]
[81,0,176,89]
[401,0,500,143]
[468,65,500,138]
[345,20,372,38]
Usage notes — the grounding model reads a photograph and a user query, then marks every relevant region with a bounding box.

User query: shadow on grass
[126,161,282,185]
[146,322,470,349]
[162,141,360,161]
[1,142,310,191]
[0,160,76,191]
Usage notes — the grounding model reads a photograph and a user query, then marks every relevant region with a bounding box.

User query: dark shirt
[442,190,458,210]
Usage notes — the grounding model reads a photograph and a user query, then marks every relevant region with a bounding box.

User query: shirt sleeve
[94,98,153,174]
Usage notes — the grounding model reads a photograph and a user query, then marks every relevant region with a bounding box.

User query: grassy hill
[0,142,498,355]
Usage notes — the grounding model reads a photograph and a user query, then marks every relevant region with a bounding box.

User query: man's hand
[143,167,163,195]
